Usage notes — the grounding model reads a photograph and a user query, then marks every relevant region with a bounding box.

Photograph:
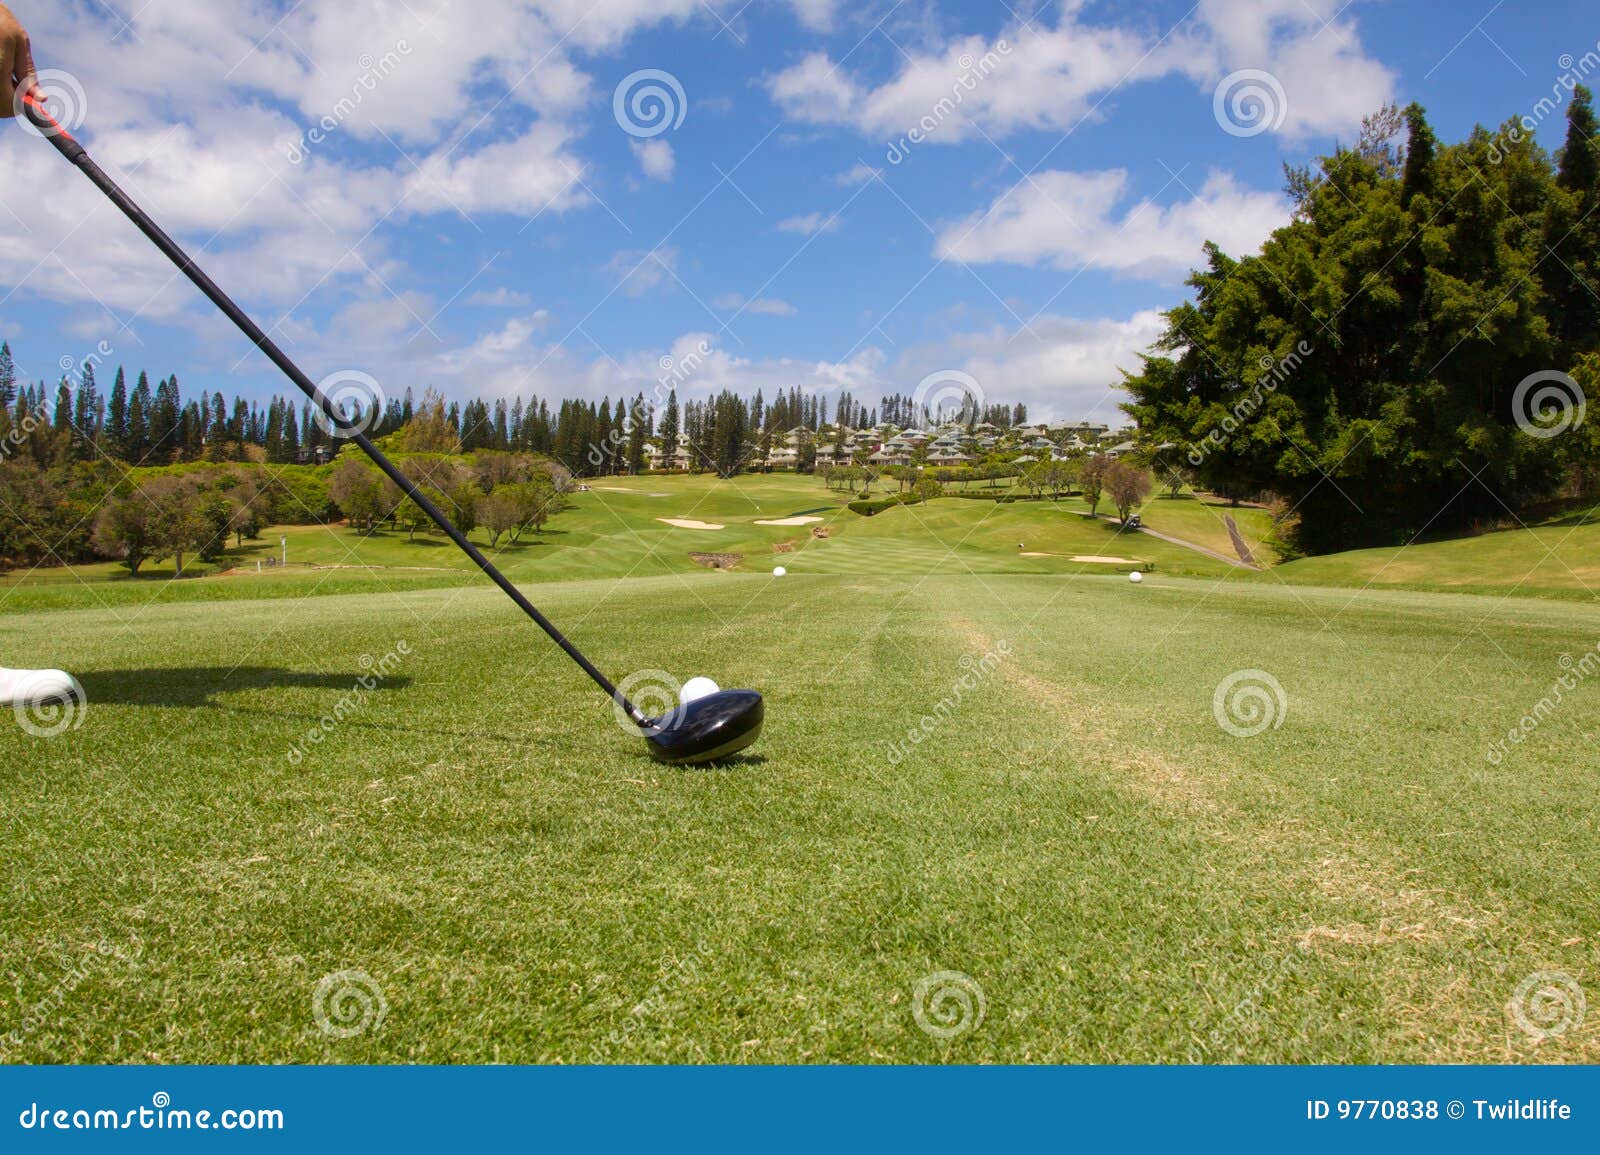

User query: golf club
[17,93,763,766]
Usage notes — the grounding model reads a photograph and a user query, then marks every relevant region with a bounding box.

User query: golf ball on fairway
[1129,571,1144,584]
[773,566,787,577]
[681,676,720,705]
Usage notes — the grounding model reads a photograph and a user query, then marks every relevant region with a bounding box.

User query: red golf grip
[20,89,74,142]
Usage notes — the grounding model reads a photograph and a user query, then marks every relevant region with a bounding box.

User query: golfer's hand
[0,3,39,119]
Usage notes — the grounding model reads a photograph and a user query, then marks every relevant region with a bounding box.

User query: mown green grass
[0,475,1247,613]
[1268,509,1600,602]
[2,561,1596,1063]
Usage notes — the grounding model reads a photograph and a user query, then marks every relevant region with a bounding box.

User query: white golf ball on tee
[1129,570,1143,584]
[772,566,787,577]
[681,676,721,705]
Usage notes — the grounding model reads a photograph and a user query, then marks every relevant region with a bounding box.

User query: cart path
[1097,515,1264,570]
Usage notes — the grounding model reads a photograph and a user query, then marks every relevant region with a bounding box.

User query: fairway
[4,548,1596,1062]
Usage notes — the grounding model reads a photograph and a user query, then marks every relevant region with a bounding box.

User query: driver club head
[642,689,764,765]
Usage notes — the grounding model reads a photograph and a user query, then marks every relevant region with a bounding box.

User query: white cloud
[786,0,840,33]
[835,162,881,185]
[0,0,711,328]
[412,304,1159,423]
[606,246,681,296]
[778,212,839,235]
[714,293,797,315]
[631,139,676,181]
[402,123,589,216]
[906,310,1166,422]
[468,288,535,307]
[937,169,1288,279]
[768,1,1394,144]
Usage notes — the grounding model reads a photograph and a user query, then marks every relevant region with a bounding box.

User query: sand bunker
[1018,551,1054,557]
[1070,555,1142,564]
[754,516,824,526]
[657,518,725,530]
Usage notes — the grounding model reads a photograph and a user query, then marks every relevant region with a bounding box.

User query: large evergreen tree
[0,341,16,411]
[105,368,128,458]
[1123,103,1587,553]
[127,371,152,463]
[659,389,680,466]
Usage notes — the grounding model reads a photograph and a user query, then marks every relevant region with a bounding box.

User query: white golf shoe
[0,667,83,708]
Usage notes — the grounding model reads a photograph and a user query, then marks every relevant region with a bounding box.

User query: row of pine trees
[2,341,1030,480]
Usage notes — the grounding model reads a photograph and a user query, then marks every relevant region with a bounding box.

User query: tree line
[1,341,1037,484]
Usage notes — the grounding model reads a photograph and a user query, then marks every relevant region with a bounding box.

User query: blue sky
[0,0,1592,421]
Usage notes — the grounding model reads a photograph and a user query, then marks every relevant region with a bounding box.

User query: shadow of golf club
[80,667,414,708]
[80,668,767,767]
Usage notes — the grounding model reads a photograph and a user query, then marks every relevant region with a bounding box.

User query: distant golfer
[0,5,77,712]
